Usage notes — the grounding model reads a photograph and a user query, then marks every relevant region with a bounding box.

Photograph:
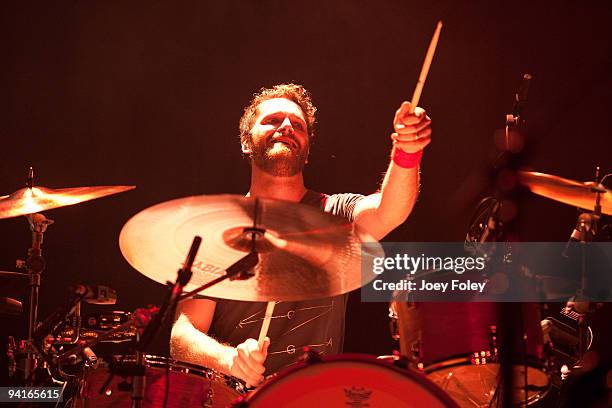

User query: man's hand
[227,337,270,387]
[391,101,432,153]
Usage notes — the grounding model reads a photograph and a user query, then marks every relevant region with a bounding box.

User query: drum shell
[393,302,544,366]
[391,302,550,406]
[75,355,242,408]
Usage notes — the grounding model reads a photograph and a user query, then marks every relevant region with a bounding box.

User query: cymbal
[119,195,383,302]
[518,171,611,215]
[0,297,23,315]
[0,185,136,219]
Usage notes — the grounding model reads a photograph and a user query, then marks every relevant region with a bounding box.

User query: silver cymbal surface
[119,195,382,301]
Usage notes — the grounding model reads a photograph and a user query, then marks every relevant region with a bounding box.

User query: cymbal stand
[574,167,603,360]
[21,212,54,385]
[177,198,274,353]
[556,167,604,402]
[129,236,201,408]
[178,251,259,302]
[498,75,531,407]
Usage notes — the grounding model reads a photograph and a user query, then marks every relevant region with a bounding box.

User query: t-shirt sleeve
[323,193,365,222]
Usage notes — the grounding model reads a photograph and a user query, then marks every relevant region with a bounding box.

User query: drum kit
[1,165,609,407]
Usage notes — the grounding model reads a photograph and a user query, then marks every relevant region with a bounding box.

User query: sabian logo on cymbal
[191,261,225,275]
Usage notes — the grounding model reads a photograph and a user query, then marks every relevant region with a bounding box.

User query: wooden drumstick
[409,20,443,113]
[258,301,275,349]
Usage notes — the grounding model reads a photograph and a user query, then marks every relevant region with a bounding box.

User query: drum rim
[144,354,209,373]
[105,354,244,390]
[424,354,549,374]
[238,353,460,407]
[145,354,243,388]
[79,354,244,404]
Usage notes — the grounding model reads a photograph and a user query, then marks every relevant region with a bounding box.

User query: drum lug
[488,324,499,362]
[391,354,411,370]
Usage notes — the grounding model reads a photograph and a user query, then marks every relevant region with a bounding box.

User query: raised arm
[170,298,269,386]
[353,102,431,240]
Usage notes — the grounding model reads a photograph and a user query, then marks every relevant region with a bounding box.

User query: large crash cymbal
[518,171,611,215]
[0,185,136,219]
[119,195,383,302]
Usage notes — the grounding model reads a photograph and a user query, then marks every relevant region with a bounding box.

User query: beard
[249,136,308,177]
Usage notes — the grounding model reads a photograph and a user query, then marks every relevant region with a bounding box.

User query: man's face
[244,98,310,177]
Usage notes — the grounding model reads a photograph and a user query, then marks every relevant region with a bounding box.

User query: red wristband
[392,148,423,168]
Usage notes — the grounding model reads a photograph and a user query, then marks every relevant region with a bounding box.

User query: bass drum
[390,302,550,407]
[236,354,459,407]
[73,355,243,408]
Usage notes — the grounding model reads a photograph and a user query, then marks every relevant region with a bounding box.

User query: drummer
[170,83,432,387]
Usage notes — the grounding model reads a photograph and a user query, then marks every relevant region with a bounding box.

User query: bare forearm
[354,102,430,240]
[355,162,420,240]
[377,160,420,226]
[170,314,236,375]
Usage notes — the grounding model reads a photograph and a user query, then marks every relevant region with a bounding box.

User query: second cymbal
[518,171,611,215]
[0,185,136,220]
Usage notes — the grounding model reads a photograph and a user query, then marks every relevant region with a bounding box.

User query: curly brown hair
[239,83,317,148]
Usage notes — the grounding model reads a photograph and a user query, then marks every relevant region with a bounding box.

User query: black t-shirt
[206,190,364,375]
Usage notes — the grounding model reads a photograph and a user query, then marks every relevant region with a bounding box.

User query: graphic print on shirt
[236,300,335,355]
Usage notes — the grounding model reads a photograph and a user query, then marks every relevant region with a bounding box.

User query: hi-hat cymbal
[518,171,611,215]
[119,195,382,302]
[0,185,136,220]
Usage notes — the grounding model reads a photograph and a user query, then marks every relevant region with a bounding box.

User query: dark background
[1,1,610,361]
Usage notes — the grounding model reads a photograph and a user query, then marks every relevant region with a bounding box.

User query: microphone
[64,346,98,368]
[506,73,533,134]
[136,236,200,352]
[82,347,98,368]
[513,73,533,118]
[563,213,596,258]
[465,197,500,258]
[33,285,117,342]
[71,284,117,305]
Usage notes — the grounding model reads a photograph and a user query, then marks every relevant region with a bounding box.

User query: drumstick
[258,301,275,349]
[409,20,443,113]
